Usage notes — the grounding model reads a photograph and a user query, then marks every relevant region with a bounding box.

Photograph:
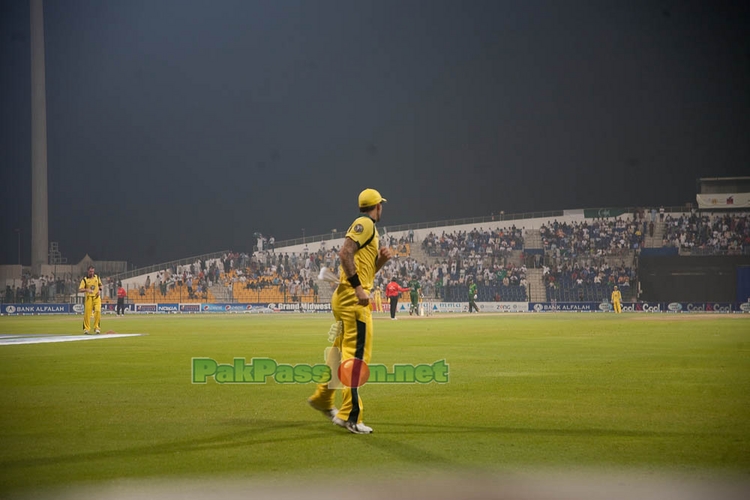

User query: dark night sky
[1,0,749,267]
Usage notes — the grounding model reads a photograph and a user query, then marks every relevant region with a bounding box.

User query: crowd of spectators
[226,249,328,301]
[543,260,635,301]
[422,227,524,259]
[2,273,80,303]
[22,212,750,305]
[199,234,530,303]
[375,255,528,301]
[663,212,750,254]
[541,218,644,259]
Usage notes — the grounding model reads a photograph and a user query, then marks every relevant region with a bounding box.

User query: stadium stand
[543,261,635,302]
[377,227,529,301]
[422,226,524,258]
[663,212,750,255]
[540,218,644,257]
[11,207,750,306]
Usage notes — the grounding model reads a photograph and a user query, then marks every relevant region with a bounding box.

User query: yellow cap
[358,188,387,208]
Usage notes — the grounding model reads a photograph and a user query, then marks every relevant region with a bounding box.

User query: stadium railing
[108,250,231,282]
[678,246,750,256]
[269,205,692,250]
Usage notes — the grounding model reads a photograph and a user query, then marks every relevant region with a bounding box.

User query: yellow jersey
[339,215,379,292]
[611,290,622,303]
[80,275,102,298]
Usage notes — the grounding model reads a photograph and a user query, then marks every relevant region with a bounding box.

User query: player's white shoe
[346,422,373,434]
[95,329,101,335]
[332,417,373,434]
[307,398,337,422]
[83,330,90,335]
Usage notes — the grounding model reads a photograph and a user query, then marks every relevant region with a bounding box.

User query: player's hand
[377,247,393,267]
[355,287,370,307]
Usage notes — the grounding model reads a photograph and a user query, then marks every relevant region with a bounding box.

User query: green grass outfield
[0,313,748,494]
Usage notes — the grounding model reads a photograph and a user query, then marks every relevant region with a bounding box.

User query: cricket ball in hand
[338,358,370,388]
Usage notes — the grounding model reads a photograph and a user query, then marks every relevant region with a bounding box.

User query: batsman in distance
[308,188,393,434]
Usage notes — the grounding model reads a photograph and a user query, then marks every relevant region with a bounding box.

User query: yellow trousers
[309,286,373,424]
[613,301,622,314]
[374,294,382,313]
[83,296,102,332]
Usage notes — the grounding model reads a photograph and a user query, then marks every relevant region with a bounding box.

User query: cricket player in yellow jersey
[308,188,392,434]
[372,285,383,314]
[79,265,103,334]
[611,285,622,314]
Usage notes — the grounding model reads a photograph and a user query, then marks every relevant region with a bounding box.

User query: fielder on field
[468,277,479,313]
[308,188,393,434]
[371,285,383,314]
[78,265,103,334]
[408,275,421,316]
[611,285,622,314]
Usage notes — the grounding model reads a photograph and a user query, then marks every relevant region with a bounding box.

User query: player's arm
[78,279,87,293]
[339,237,369,306]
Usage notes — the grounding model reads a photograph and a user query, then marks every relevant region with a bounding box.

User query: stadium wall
[3,300,749,315]
[638,255,750,303]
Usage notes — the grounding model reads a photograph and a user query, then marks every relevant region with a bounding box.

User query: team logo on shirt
[353,224,364,234]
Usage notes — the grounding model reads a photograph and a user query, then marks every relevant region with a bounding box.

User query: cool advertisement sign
[665,302,734,313]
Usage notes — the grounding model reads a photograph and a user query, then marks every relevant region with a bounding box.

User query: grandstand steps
[316,280,337,302]
[509,249,524,267]
[408,244,440,266]
[209,284,232,302]
[644,221,666,248]
[526,268,547,302]
[524,230,543,249]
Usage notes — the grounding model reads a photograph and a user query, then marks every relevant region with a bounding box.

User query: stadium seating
[443,284,527,302]
[543,264,634,302]
[126,284,216,303]
[422,227,524,258]
[541,219,643,256]
[663,213,750,254]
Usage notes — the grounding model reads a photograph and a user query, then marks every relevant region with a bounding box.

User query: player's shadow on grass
[348,423,701,468]
[0,419,707,472]
[375,422,695,438]
[0,419,333,470]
